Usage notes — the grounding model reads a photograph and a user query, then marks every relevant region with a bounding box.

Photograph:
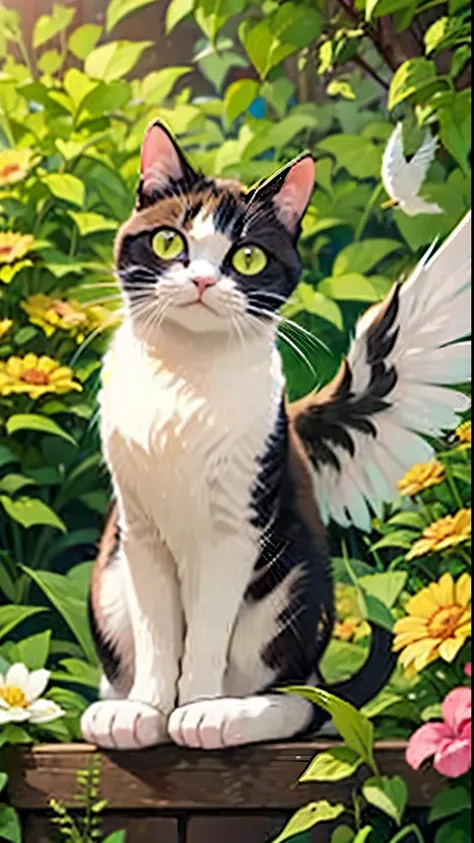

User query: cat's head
[115,121,314,338]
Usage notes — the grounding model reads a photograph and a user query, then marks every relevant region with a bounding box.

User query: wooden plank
[7,741,442,811]
[188,816,339,843]
[23,814,179,843]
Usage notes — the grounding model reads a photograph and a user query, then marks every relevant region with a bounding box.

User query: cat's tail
[288,210,471,532]
[325,623,396,709]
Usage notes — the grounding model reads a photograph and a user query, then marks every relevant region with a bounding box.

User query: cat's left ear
[137,120,198,209]
[247,154,315,235]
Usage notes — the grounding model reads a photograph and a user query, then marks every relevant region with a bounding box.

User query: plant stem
[17,34,35,78]
[389,823,425,843]
[355,182,384,241]
[444,461,464,510]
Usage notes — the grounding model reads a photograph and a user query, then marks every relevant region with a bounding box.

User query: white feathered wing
[382,122,442,216]
[291,211,471,531]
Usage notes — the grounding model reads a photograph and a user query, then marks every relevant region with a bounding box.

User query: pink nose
[192,276,216,296]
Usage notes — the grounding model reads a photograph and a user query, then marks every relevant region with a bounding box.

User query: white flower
[381,122,443,216]
[0,663,64,725]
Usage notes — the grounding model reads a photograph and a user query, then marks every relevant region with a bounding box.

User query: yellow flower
[0,148,32,186]
[21,294,112,344]
[398,461,446,497]
[0,319,13,340]
[393,572,471,672]
[456,421,471,449]
[333,616,370,642]
[406,509,471,560]
[0,354,82,399]
[0,232,35,265]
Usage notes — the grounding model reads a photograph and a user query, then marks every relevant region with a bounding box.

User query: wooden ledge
[6,741,442,810]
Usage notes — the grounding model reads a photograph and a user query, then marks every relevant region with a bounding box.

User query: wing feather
[290,211,471,529]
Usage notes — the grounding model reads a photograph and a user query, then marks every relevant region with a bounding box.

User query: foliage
[49,754,125,843]
[0,0,471,840]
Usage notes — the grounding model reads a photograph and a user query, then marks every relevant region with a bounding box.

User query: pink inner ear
[141,124,184,192]
[274,156,315,232]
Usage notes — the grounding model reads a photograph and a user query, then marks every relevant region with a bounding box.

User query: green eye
[152,229,186,260]
[232,245,267,276]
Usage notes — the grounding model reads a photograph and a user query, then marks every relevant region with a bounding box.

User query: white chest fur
[100,323,283,563]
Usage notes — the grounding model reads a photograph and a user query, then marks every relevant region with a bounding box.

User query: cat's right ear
[137,121,198,209]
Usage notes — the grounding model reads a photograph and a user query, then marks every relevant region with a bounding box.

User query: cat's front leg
[82,517,183,750]
[174,533,257,706]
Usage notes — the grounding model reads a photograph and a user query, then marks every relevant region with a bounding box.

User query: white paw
[81,700,168,750]
[168,694,312,749]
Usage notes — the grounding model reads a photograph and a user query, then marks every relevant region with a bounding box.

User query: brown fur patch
[90,502,120,623]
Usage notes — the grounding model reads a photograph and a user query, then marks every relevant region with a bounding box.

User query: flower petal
[456,573,471,608]
[437,572,455,604]
[5,663,29,692]
[405,590,438,618]
[465,663,472,678]
[5,707,30,722]
[0,708,13,724]
[27,698,65,724]
[442,687,471,734]
[434,736,471,777]
[406,722,452,770]
[439,636,465,663]
[25,669,50,702]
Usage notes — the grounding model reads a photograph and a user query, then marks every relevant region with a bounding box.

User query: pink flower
[406,687,471,778]
[464,663,471,678]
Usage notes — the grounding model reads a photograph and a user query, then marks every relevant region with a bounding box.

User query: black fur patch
[294,285,401,472]
[249,403,334,686]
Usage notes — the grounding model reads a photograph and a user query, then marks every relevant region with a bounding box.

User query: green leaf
[387,511,425,530]
[362,776,408,826]
[68,24,103,59]
[69,211,117,236]
[0,496,66,532]
[272,801,345,843]
[318,274,381,303]
[225,79,259,122]
[388,58,438,110]
[333,240,403,277]
[6,414,77,446]
[0,606,46,641]
[166,0,195,33]
[285,687,376,771]
[37,49,63,75]
[0,773,7,793]
[362,692,402,718]
[321,640,367,683]
[317,135,382,179]
[0,805,21,843]
[43,173,84,207]
[107,0,157,32]
[366,0,412,20]
[141,66,192,104]
[438,92,471,173]
[331,827,355,843]
[85,40,153,82]
[0,724,32,748]
[371,531,415,551]
[421,703,443,722]
[52,658,100,688]
[359,572,407,608]
[0,445,18,469]
[425,17,449,54]
[196,0,247,41]
[21,567,96,664]
[104,833,127,843]
[33,3,75,48]
[353,830,372,843]
[434,813,472,843]
[300,746,362,782]
[429,787,471,823]
[0,473,38,495]
[327,80,356,101]
[362,594,394,632]
[15,631,52,670]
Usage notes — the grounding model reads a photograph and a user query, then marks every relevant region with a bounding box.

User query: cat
[81,120,471,750]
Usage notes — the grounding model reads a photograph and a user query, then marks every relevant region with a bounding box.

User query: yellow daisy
[0,319,13,340]
[393,572,471,672]
[0,232,35,265]
[456,421,471,449]
[21,294,114,344]
[0,354,82,399]
[398,461,446,497]
[0,148,32,186]
[406,509,471,560]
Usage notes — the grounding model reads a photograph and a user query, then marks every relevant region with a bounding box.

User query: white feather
[308,211,471,530]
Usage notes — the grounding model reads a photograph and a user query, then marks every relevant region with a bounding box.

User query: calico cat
[81,121,471,750]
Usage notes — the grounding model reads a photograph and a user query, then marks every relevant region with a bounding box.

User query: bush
[0,0,471,841]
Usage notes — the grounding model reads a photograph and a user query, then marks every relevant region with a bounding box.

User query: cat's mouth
[180,300,216,314]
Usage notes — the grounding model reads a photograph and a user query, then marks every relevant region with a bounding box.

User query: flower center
[428,605,463,638]
[21,368,50,386]
[0,685,28,708]
[0,246,13,258]
[0,164,21,178]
